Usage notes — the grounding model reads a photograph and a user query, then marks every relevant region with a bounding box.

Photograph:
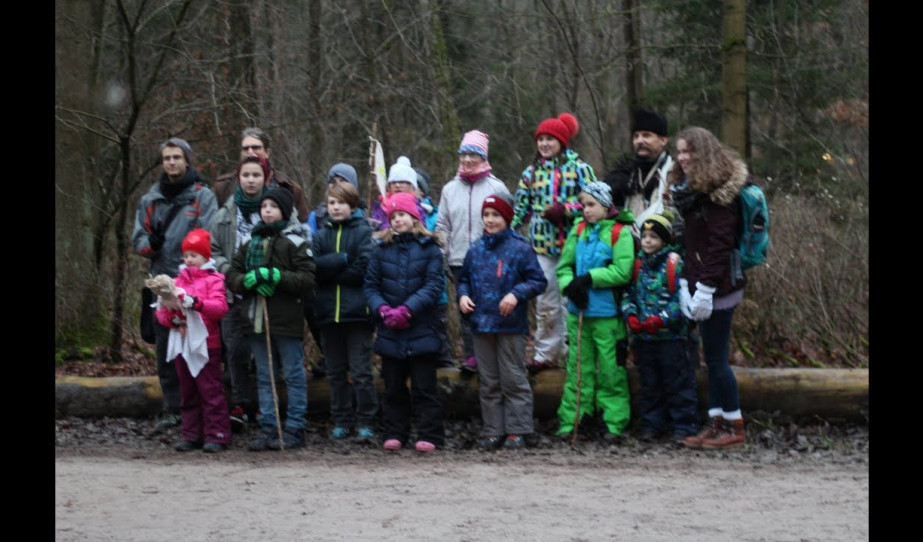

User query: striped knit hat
[458,130,489,160]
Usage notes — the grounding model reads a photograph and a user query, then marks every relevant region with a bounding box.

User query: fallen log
[54,367,869,423]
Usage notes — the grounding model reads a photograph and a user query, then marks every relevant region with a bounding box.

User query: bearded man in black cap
[602,108,674,231]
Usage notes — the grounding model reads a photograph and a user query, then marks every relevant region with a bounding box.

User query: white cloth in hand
[166,310,210,377]
[689,281,716,321]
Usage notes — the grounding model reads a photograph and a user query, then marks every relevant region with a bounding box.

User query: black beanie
[261,186,294,222]
[632,108,668,136]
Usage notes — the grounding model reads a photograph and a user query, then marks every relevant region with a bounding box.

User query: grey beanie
[159,137,193,164]
[413,167,431,195]
[327,163,359,192]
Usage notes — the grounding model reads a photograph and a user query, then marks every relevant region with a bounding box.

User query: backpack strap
[632,252,679,294]
[666,252,679,294]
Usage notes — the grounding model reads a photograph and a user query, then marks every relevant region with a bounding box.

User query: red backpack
[575,220,678,294]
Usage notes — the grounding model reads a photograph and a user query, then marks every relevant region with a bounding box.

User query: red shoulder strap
[611,222,622,245]
[576,221,586,236]
[666,252,679,294]
[633,257,641,284]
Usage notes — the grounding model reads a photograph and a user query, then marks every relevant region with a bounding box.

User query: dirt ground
[55,416,869,541]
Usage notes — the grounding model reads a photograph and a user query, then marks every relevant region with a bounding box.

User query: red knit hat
[534,113,580,147]
[482,193,514,225]
[181,228,212,260]
[384,192,421,222]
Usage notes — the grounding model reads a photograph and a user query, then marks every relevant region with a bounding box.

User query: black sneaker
[269,428,306,450]
[174,440,203,452]
[152,412,180,434]
[503,435,524,450]
[476,435,503,451]
[602,431,627,445]
[249,429,279,452]
[229,406,249,432]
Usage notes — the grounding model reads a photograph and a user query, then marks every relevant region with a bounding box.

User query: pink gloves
[383,305,412,329]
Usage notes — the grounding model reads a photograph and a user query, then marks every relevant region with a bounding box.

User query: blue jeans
[250,334,307,431]
[699,307,740,412]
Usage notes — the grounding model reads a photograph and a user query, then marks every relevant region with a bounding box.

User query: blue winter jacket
[363,231,445,359]
[620,247,687,340]
[457,228,547,334]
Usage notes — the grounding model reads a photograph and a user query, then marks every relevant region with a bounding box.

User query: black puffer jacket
[313,210,375,325]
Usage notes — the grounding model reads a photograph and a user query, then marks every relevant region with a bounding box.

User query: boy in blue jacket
[457,193,547,450]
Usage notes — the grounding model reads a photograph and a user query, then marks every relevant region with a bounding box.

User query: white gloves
[689,282,716,321]
[182,294,197,309]
[679,278,693,319]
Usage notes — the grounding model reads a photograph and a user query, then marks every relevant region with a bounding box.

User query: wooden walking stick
[571,310,584,445]
[261,296,285,450]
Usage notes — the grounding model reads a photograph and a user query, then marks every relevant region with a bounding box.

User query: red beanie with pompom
[534,113,580,148]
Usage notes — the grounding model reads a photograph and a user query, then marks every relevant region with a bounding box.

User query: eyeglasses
[242,145,264,151]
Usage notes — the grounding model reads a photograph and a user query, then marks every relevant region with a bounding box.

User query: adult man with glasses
[213,127,309,223]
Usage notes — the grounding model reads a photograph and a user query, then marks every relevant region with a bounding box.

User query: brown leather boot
[682,416,721,449]
[702,418,746,449]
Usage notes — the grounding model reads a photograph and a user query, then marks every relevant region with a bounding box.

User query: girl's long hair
[374,218,444,247]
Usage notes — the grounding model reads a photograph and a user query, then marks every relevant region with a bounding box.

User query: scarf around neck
[458,160,492,182]
[234,184,265,216]
[245,220,286,270]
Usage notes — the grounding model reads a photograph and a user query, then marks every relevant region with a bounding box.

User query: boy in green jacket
[555,181,636,443]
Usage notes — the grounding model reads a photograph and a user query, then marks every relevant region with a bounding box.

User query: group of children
[152,113,711,455]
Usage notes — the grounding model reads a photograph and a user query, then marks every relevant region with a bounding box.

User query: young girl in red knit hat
[509,113,599,374]
[154,228,231,453]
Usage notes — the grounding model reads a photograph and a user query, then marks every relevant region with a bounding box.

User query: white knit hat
[387,156,418,189]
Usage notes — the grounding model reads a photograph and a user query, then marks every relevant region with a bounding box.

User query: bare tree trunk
[721,0,748,155]
[622,0,643,112]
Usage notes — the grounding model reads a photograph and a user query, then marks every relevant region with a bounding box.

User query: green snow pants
[556,314,630,436]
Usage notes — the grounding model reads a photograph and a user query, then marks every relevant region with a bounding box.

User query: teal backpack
[737,181,770,270]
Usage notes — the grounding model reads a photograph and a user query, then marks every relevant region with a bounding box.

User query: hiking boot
[355,427,377,442]
[202,442,226,453]
[638,427,665,443]
[682,416,722,449]
[152,412,180,434]
[310,357,327,379]
[174,440,203,452]
[383,439,402,451]
[702,418,746,449]
[460,356,478,375]
[476,435,503,451]
[249,429,279,452]
[602,431,626,445]
[503,435,524,450]
[330,426,351,440]
[269,428,306,450]
[414,440,436,453]
[229,406,249,432]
